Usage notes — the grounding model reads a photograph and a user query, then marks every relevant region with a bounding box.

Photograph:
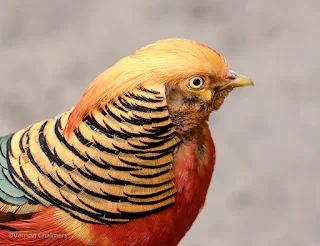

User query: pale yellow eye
[189,76,204,89]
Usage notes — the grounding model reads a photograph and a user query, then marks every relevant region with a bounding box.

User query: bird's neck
[168,122,216,244]
[168,112,210,137]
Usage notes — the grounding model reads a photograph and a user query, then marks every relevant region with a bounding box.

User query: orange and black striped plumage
[6,84,181,224]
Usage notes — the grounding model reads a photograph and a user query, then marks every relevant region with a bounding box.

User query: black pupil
[193,78,201,86]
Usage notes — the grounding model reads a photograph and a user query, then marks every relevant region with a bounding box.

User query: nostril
[227,70,238,80]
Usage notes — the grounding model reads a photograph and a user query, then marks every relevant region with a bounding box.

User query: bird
[0,38,253,246]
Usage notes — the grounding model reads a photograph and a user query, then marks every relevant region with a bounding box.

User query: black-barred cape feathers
[0,85,181,224]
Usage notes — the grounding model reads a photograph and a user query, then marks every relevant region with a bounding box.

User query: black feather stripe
[143,123,174,134]
[6,136,40,203]
[112,144,145,155]
[104,107,123,123]
[135,152,171,161]
[78,166,121,184]
[99,157,138,171]
[18,130,28,153]
[0,140,6,159]
[19,166,52,203]
[47,173,64,189]
[112,101,128,113]
[119,115,148,126]
[126,92,164,103]
[52,188,107,222]
[25,148,46,175]
[84,152,108,169]
[0,137,22,189]
[76,130,134,170]
[37,182,72,210]
[39,131,75,172]
[1,166,22,190]
[54,118,89,162]
[85,115,129,140]
[92,139,119,155]
[138,86,160,95]
[56,190,130,224]
[75,129,93,147]
[127,135,176,150]
[117,203,173,218]
[118,96,167,113]
[118,157,172,169]
[69,173,128,202]
[137,113,170,124]
[68,212,101,224]
[38,180,114,224]
[83,150,137,171]
[130,169,171,179]
[55,170,81,193]
[112,142,179,155]
[129,194,175,205]
[119,113,170,127]
[119,127,173,140]
[124,186,174,199]
[76,196,128,220]
[108,174,173,188]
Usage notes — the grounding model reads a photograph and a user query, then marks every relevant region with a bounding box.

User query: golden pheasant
[0,39,253,245]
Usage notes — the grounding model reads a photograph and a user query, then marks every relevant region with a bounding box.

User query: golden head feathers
[64,38,228,136]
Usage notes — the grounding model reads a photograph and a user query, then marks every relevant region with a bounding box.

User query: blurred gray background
[0,1,319,245]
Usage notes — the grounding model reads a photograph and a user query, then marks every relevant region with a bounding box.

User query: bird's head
[65,39,253,137]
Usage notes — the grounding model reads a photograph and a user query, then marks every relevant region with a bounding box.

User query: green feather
[0,134,30,205]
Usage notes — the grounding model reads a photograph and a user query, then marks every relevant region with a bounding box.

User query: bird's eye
[189,76,204,89]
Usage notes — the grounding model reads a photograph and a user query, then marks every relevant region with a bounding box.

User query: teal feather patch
[0,134,31,205]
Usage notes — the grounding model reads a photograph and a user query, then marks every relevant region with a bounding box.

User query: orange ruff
[0,123,215,246]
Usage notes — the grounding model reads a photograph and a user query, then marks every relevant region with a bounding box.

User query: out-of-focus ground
[0,1,319,245]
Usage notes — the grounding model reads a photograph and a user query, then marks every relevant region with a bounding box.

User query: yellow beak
[229,75,254,88]
[219,71,254,90]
